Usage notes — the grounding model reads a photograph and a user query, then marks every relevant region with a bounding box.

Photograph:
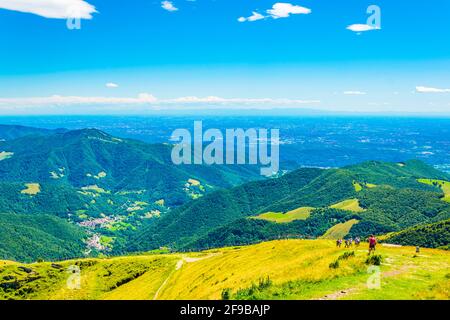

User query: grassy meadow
[1,239,448,300]
[321,219,360,240]
[253,207,313,223]
[330,199,365,212]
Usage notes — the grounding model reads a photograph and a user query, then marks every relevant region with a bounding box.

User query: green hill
[0,128,259,206]
[0,124,65,141]
[382,219,450,249]
[129,167,324,251]
[0,213,86,262]
[131,160,450,252]
[0,125,261,261]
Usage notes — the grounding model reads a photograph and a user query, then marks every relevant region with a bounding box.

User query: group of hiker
[336,235,377,255]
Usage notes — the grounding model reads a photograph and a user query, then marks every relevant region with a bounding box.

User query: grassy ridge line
[1,240,449,300]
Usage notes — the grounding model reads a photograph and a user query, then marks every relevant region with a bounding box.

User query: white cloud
[346,24,378,33]
[416,86,450,93]
[167,96,320,105]
[238,2,311,22]
[161,1,178,12]
[105,82,119,88]
[343,91,367,95]
[238,12,265,22]
[267,2,311,19]
[0,94,320,111]
[0,0,97,19]
[0,94,157,107]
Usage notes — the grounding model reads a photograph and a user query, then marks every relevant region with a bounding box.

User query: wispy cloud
[167,96,320,105]
[343,91,367,95]
[416,86,450,93]
[238,2,311,22]
[346,24,379,33]
[0,94,157,107]
[238,12,265,22]
[0,0,97,19]
[105,82,119,88]
[0,94,320,111]
[161,1,178,12]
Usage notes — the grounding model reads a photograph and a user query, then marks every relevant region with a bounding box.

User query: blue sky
[0,0,449,114]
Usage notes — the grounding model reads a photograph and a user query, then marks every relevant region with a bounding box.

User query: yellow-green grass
[1,240,449,300]
[418,179,450,202]
[188,178,201,186]
[253,207,314,223]
[321,219,359,240]
[353,181,363,192]
[0,151,13,161]
[96,171,107,179]
[353,181,376,192]
[330,199,365,212]
[81,185,109,194]
[0,261,17,267]
[20,183,41,195]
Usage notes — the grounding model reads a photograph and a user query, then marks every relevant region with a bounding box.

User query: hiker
[336,239,342,248]
[344,239,350,248]
[349,237,353,246]
[368,235,377,255]
[355,237,361,247]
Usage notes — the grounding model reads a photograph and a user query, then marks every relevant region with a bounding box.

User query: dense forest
[382,219,450,249]
[0,213,86,262]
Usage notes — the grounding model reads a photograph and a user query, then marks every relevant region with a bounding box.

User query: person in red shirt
[368,235,377,255]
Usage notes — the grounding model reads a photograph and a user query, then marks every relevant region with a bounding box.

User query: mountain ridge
[129,159,450,252]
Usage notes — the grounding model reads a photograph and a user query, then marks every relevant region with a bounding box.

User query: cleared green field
[81,185,109,194]
[0,151,13,161]
[353,181,363,192]
[253,207,314,223]
[20,183,40,195]
[353,181,376,192]
[1,239,448,300]
[321,219,359,239]
[418,179,450,202]
[330,199,365,212]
